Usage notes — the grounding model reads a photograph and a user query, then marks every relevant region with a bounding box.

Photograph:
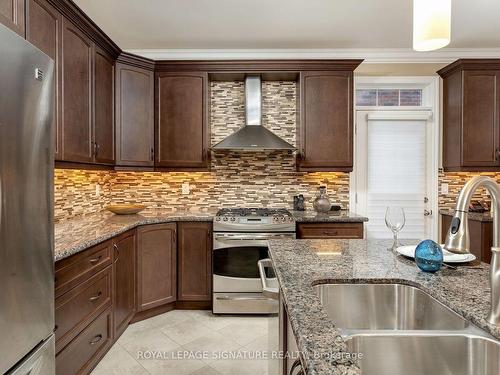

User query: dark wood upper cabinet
[177,222,212,301]
[155,72,209,170]
[113,230,136,340]
[93,46,115,165]
[297,71,354,172]
[438,60,500,171]
[115,62,154,167]
[137,224,177,312]
[0,0,24,36]
[26,0,63,160]
[61,18,93,163]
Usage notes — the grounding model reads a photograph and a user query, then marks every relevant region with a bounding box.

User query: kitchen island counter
[268,238,498,375]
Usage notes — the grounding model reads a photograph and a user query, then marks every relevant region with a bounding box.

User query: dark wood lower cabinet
[297,222,364,239]
[177,222,212,301]
[55,266,112,353]
[137,223,177,311]
[441,214,493,263]
[112,230,136,340]
[56,307,112,375]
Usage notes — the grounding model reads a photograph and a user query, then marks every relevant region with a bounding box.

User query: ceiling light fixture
[413,0,451,51]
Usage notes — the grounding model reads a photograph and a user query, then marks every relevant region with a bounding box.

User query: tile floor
[91,310,276,375]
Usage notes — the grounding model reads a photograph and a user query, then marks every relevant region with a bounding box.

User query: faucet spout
[444,175,500,326]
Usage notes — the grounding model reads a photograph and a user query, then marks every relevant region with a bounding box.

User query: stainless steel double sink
[315,283,500,375]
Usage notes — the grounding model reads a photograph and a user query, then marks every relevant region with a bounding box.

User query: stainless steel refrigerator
[0,23,55,375]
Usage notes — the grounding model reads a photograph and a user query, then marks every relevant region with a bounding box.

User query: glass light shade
[413,0,451,51]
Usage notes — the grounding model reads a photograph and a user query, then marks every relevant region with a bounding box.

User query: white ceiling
[74,0,500,54]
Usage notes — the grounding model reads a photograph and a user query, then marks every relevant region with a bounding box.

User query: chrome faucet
[444,176,500,326]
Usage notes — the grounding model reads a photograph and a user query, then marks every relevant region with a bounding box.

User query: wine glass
[385,207,406,250]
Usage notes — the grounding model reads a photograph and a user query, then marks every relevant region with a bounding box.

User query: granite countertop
[291,210,368,223]
[54,209,216,261]
[54,209,367,261]
[267,238,499,375]
[439,208,493,222]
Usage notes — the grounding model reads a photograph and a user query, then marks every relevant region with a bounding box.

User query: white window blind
[366,119,426,239]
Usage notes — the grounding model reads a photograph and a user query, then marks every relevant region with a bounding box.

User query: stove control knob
[223,216,228,221]
[281,216,286,222]
[272,216,279,222]
[230,217,236,221]
[288,216,294,222]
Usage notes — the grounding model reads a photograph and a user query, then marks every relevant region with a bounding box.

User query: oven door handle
[258,258,279,300]
[214,234,294,241]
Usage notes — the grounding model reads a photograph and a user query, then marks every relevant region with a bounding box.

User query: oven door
[212,232,294,314]
[213,232,294,292]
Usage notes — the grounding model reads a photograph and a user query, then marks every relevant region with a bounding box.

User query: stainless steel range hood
[212,75,296,151]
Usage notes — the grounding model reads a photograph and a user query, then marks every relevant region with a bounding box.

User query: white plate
[396,244,476,263]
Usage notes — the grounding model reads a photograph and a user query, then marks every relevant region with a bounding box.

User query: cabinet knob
[89,334,103,346]
[89,291,102,302]
[113,244,119,262]
[150,147,154,161]
[495,147,500,162]
[89,255,102,265]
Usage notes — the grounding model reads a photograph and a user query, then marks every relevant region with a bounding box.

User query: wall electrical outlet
[441,183,449,195]
[95,184,101,197]
[181,182,190,195]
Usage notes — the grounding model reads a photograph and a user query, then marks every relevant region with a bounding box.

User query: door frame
[350,76,440,241]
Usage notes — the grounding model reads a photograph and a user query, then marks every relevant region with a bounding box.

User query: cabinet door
[93,46,115,165]
[61,18,93,163]
[137,224,177,311]
[113,230,136,339]
[26,0,63,160]
[178,222,212,301]
[462,71,500,167]
[115,63,154,167]
[0,0,24,36]
[298,71,353,171]
[156,72,209,170]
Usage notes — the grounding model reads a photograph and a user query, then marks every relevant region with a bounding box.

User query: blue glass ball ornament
[415,240,443,273]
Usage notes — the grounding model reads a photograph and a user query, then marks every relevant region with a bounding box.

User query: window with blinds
[365,119,426,239]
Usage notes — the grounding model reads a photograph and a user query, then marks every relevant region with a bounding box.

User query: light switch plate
[95,184,101,197]
[182,182,190,195]
[441,183,449,195]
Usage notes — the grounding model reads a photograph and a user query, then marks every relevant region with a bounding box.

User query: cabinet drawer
[56,307,112,375]
[55,266,112,353]
[55,241,112,298]
[297,223,363,239]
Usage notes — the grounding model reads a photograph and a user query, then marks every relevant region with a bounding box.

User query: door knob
[424,209,433,217]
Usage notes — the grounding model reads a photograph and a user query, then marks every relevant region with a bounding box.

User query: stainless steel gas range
[213,208,295,314]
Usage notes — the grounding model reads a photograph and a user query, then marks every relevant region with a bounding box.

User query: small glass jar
[313,186,332,213]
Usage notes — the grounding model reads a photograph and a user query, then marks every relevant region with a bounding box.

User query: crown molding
[125,48,500,64]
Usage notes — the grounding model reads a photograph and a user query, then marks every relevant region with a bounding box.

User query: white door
[353,110,435,240]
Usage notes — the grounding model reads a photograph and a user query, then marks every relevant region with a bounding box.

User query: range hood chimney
[212,75,296,151]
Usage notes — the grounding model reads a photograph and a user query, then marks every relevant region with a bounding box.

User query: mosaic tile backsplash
[54,81,350,221]
[438,171,500,210]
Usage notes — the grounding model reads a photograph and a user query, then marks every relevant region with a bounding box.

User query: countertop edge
[54,210,367,262]
[54,215,213,262]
